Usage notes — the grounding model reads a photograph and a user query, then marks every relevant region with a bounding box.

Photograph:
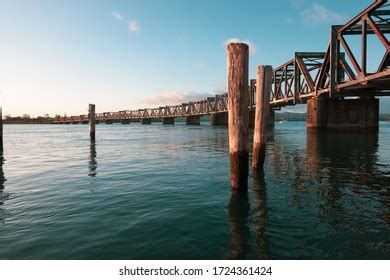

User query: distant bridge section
[54,0,390,128]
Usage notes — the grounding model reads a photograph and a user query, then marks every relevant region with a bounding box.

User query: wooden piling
[0,106,3,153]
[89,104,96,141]
[227,43,249,190]
[252,66,273,169]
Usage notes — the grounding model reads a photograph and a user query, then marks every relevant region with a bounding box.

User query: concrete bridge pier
[307,97,379,131]
[162,117,175,125]
[141,118,152,124]
[211,112,228,126]
[185,116,200,125]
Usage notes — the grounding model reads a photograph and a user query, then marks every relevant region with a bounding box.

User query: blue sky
[0,0,388,116]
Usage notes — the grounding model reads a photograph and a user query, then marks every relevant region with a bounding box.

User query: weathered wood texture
[227,43,249,190]
[253,66,273,169]
[89,104,96,140]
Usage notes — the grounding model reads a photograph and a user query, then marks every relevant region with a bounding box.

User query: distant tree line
[2,114,54,124]
[1,112,390,124]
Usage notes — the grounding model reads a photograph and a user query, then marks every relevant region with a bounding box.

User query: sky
[0,0,389,117]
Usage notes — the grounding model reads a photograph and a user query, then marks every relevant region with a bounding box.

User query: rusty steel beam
[337,0,386,34]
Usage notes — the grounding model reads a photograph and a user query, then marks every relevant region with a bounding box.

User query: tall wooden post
[89,104,96,141]
[227,43,249,190]
[0,106,3,153]
[253,66,273,169]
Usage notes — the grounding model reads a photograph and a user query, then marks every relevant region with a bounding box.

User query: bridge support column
[105,120,113,124]
[307,97,379,131]
[185,116,200,125]
[227,42,249,190]
[211,112,228,126]
[307,97,327,131]
[162,117,175,125]
[121,120,130,124]
[253,65,273,169]
[141,118,152,124]
[0,106,3,153]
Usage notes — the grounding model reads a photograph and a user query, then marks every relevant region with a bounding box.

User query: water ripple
[0,123,389,259]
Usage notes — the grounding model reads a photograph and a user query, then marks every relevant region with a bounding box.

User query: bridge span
[54,0,390,130]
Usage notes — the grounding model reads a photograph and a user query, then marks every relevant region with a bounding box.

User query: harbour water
[0,122,389,259]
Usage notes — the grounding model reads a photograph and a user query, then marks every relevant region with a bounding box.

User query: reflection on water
[252,170,268,259]
[225,126,390,259]
[88,140,97,177]
[0,154,5,190]
[292,128,387,258]
[224,164,269,259]
[0,123,389,259]
[227,190,250,259]
[0,154,7,223]
[306,132,387,220]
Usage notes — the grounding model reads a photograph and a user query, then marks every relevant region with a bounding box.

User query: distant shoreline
[3,118,54,125]
[2,113,390,124]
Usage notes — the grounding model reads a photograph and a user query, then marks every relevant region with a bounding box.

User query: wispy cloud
[192,63,207,70]
[139,91,212,106]
[112,11,141,34]
[291,0,305,9]
[301,3,348,25]
[223,38,257,55]
[112,11,123,21]
[128,20,140,33]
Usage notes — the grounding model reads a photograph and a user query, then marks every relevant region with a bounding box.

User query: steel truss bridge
[54,0,390,124]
